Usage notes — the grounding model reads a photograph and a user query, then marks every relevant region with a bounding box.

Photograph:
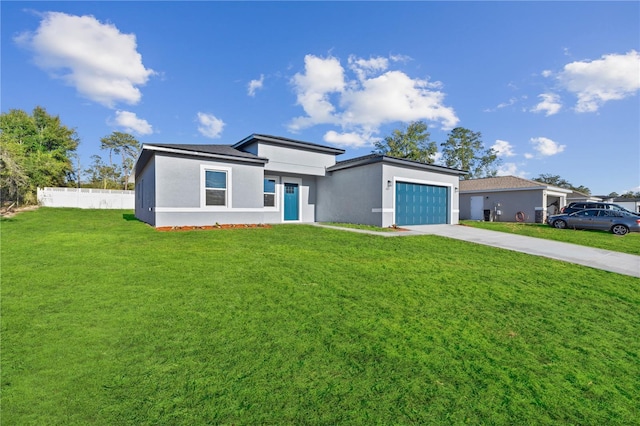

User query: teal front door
[284,183,299,221]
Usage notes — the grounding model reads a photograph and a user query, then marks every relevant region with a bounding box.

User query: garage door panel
[396,182,448,225]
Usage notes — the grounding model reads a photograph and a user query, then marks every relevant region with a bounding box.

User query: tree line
[0,107,140,205]
[2,108,635,206]
[373,121,499,179]
[372,121,634,197]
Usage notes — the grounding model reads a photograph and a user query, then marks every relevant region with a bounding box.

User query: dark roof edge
[459,176,573,194]
[143,144,269,164]
[232,133,345,155]
[460,186,573,194]
[328,154,467,175]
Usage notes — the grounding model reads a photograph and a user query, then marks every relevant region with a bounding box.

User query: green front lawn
[2,209,639,424]
[461,220,640,255]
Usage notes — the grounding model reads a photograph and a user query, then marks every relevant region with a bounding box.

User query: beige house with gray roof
[459,176,572,223]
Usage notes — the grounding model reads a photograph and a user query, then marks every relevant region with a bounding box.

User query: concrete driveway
[403,224,640,278]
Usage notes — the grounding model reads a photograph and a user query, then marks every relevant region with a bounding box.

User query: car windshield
[614,205,637,214]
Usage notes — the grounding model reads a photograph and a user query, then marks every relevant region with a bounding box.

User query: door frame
[282,177,302,222]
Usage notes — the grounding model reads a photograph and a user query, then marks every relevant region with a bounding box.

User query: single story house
[459,176,572,223]
[566,190,602,204]
[134,134,467,228]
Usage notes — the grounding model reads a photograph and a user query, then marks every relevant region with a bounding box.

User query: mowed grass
[460,220,640,255]
[2,208,639,425]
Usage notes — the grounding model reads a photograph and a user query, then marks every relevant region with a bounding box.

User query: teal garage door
[396,182,448,225]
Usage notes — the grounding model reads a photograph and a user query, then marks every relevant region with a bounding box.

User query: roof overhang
[135,144,269,176]
[461,186,572,194]
[233,133,345,155]
[141,144,268,164]
[328,154,467,176]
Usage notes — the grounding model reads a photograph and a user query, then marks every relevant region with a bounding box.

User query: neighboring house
[459,176,572,223]
[566,190,602,204]
[134,134,466,228]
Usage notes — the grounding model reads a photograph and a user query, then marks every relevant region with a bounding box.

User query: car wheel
[611,224,629,236]
[553,220,567,229]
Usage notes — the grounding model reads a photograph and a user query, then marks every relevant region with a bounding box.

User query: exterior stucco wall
[154,211,262,227]
[135,152,320,227]
[135,155,156,226]
[149,153,267,227]
[460,189,544,223]
[153,153,264,209]
[317,161,461,228]
[254,143,336,176]
[316,163,383,226]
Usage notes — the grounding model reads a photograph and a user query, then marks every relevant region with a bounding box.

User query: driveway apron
[403,225,640,278]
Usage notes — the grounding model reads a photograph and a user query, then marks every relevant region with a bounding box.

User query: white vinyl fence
[38,187,135,209]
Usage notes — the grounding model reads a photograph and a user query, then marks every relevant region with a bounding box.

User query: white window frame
[263,175,279,210]
[200,165,232,209]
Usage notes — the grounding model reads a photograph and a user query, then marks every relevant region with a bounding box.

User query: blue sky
[2,1,639,195]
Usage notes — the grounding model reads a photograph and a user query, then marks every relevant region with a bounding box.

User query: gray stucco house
[134,134,466,228]
[459,176,572,223]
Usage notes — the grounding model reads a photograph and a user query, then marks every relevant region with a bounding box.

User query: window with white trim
[205,170,227,206]
[264,178,276,207]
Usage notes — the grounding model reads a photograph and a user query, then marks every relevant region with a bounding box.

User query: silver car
[547,208,640,236]
[561,202,640,216]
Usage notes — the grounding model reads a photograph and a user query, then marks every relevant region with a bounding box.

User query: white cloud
[389,54,412,64]
[15,12,155,108]
[432,151,443,165]
[342,71,455,128]
[530,136,566,157]
[323,130,368,148]
[289,55,345,131]
[248,74,264,97]
[531,93,562,116]
[196,112,225,138]
[289,54,458,147]
[497,98,518,109]
[484,96,528,113]
[557,50,640,112]
[496,162,525,177]
[491,140,515,157]
[348,55,389,81]
[112,111,153,135]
